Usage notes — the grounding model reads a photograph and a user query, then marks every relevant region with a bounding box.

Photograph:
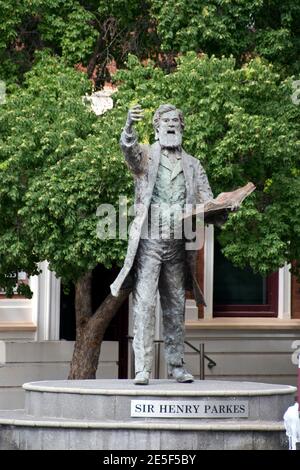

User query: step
[0,340,118,363]
[0,363,118,387]
[0,387,24,410]
[0,409,287,430]
[0,409,289,450]
[184,351,298,376]
[23,379,296,422]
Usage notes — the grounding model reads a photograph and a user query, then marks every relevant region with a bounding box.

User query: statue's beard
[158,130,182,148]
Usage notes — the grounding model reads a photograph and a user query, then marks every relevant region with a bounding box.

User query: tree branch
[87,33,104,78]
[90,288,131,336]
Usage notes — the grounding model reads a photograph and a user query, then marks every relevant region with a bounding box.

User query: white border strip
[23,382,297,397]
[0,416,285,431]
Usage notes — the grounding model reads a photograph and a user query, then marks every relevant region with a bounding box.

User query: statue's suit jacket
[110,133,214,305]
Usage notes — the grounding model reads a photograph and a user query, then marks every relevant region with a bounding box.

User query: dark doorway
[60,265,129,378]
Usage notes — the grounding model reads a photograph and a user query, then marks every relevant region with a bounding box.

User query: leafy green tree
[3,0,300,87]
[1,51,299,377]
[151,0,300,74]
[0,0,157,86]
[0,51,132,377]
[2,1,300,87]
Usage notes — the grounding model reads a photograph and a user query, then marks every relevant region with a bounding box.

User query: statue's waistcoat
[148,152,186,236]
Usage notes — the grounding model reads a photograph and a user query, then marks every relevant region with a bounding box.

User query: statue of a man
[110,104,214,385]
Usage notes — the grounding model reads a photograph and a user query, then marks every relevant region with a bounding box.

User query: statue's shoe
[133,371,150,385]
[170,367,194,383]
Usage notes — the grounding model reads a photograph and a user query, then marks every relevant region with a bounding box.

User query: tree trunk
[87,34,104,79]
[68,273,130,379]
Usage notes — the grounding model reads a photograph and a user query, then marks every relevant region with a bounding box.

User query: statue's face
[157,110,182,148]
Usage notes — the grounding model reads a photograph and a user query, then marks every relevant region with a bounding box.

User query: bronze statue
[111,104,217,384]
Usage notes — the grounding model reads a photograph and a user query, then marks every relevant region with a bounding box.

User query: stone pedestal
[0,379,296,450]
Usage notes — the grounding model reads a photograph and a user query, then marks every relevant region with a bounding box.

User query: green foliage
[2,1,300,88]
[151,0,300,73]
[0,0,157,86]
[0,0,99,83]
[37,1,99,65]
[1,51,299,295]
[0,53,91,288]
[0,52,133,290]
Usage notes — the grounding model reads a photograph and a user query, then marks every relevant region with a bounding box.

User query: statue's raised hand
[126,104,144,130]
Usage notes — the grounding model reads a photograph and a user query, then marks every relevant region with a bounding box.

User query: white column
[204,224,214,319]
[278,263,291,320]
[30,261,61,341]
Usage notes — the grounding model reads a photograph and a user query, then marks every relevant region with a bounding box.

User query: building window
[0,272,29,298]
[213,237,278,317]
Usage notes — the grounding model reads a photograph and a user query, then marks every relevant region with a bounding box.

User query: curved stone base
[0,379,296,450]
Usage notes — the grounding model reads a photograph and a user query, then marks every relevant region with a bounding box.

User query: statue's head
[153,104,184,148]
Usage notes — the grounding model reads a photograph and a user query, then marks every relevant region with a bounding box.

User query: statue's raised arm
[120,104,146,174]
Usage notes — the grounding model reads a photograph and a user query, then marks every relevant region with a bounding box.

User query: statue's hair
[152,104,184,132]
